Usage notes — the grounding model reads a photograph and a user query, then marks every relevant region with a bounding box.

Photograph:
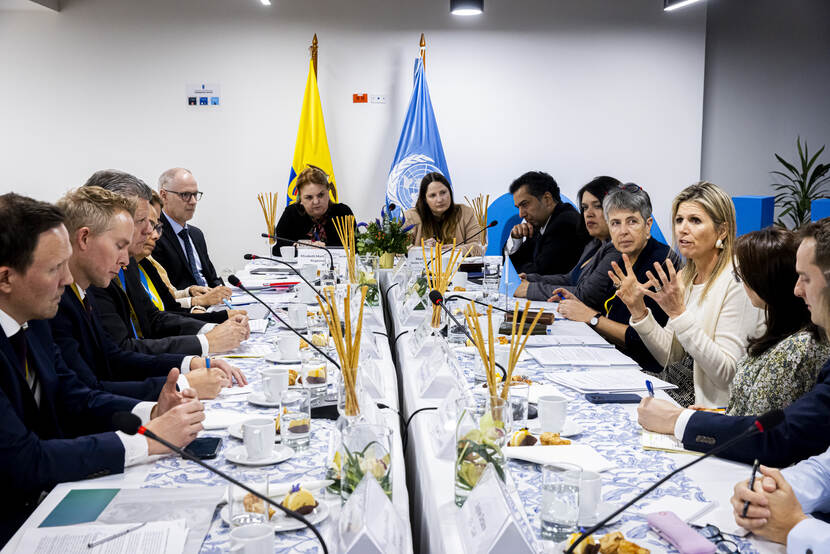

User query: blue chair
[485,193,520,256]
[812,199,830,222]
[733,196,775,235]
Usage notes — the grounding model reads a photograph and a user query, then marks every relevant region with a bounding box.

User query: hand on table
[192,285,232,307]
[552,288,595,323]
[185,368,228,399]
[226,309,248,319]
[205,318,248,352]
[144,396,205,455]
[513,280,529,298]
[189,357,247,386]
[152,369,186,418]
[188,285,210,297]
[637,396,683,435]
[731,465,808,543]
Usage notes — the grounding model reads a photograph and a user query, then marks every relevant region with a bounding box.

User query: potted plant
[356,205,413,269]
[772,137,830,229]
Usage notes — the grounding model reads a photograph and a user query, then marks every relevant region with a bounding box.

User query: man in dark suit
[153,167,223,289]
[0,193,205,545]
[636,219,830,467]
[506,171,589,275]
[83,170,249,356]
[51,186,244,401]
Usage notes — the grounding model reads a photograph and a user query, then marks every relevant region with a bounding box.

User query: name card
[431,384,464,459]
[409,316,437,357]
[361,358,386,401]
[417,340,451,397]
[296,247,346,268]
[339,474,412,554]
[458,464,538,554]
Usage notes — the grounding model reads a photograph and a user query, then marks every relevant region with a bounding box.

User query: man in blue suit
[0,193,205,546]
[636,218,830,467]
[50,186,245,401]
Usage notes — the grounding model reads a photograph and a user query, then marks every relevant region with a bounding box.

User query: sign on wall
[186,83,221,107]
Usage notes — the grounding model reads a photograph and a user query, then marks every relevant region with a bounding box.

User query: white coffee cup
[278,334,300,359]
[229,522,274,554]
[300,263,317,282]
[298,283,317,304]
[261,367,289,402]
[579,471,602,526]
[287,304,307,328]
[537,394,567,433]
[242,418,276,460]
[454,271,469,287]
[279,246,296,260]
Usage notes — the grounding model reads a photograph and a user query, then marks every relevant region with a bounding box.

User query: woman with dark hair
[514,176,621,306]
[724,227,829,415]
[273,166,355,252]
[403,173,484,255]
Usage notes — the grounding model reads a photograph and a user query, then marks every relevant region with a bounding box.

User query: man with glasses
[153,168,223,289]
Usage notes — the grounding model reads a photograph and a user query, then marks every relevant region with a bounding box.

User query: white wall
[0,0,706,272]
[701,0,830,218]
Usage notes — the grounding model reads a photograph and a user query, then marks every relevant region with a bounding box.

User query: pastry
[310,333,328,347]
[566,534,599,554]
[508,428,537,447]
[598,532,649,554]
[497,336,510,345]
[299,338,309,350]
[243,492,275,519]
[288,369,299,386]
[453,286,466,291]
[539,432,571,445]
[281,484,318,515]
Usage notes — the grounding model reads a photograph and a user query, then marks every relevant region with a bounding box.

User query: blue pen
[645,379,655,397]
[205,357,210,369]
[223,299,234,310]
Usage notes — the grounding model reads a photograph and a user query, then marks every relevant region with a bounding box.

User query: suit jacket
[152,211,222,289]
[683,358,830,466]
[88,261,204,355]
[49,288,183,400]
[509,201,589,276]
[0,320,137,544]
[137,258,227,324]
[272,202,355,252]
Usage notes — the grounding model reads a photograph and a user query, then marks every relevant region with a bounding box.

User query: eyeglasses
[698,524,739,553]
[618,183,643,193]
[163,189,203,202]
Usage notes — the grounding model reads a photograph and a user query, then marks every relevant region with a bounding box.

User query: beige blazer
[404,204,485,256]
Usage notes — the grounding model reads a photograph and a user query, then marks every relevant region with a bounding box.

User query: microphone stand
[424,221,496,269]
[565,415,781,553]
[125,420,329,554]
[263,233,335,270]
[444,293,511,314]
[228,275,340,370]
[245,254,325,302]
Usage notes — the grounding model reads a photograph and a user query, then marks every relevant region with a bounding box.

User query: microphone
[111,413,329,554]
[262,233,335,270]
[244,254,324,302]
[227,274,340,370]
[429,290,505,381]
[424,220,498,268]
[445,293,510,314]
[565,409,786,554]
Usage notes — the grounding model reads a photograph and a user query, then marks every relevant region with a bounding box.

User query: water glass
[281,389,311,451]
[507,382,529,431]
[482,257,501,299]
[540,463,581,542]
[445,297,468,345]
[302,353,328,404]
[320,269,337,295]
[227,478,270,527]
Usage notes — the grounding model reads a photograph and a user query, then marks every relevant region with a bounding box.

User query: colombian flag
[287,58,338,204]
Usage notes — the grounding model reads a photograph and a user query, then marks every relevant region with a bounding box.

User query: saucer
[265,353,302,365]
[248,391,281,408]
[228,421,281,443]
[221,501,330,531]
[528,420,584,437]
[225,444,294,466]
[579,501,623,527]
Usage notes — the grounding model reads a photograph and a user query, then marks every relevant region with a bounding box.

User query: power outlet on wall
[369,94,387,104]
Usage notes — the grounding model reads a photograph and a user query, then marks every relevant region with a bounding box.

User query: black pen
[741,458,760,518]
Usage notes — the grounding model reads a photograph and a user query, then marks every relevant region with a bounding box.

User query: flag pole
[311,33,318,76]
[420,33,426,71]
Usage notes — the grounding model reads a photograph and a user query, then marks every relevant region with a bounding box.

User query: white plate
[248,392,281,408]
[579,501,623,527]
[228,421,282,443]
[225,445,294,466]
[265,353,302,365]
[220,501,330,531]
[528,420,584,437]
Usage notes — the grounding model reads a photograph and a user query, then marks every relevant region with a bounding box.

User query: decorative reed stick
[422,239,471,327]
[465,194,489,232]
[317,285,368,416]
[500,300,544,399]
[333,215,357,283]
[257,192,278,245]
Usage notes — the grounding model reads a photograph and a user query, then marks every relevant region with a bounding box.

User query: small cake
[566,534,599,554]
[281,484,318,515]
[310,333,328,347]
[539,432,571,445]
[305,365,326,384]
[243,492,275,519]
[508,428,537,447]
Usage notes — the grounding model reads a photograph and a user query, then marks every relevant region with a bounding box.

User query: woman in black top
[273,166,355,252]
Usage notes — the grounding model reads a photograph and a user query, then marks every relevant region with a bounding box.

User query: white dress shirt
[782,448,830,552]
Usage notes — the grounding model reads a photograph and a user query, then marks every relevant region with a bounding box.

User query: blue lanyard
[117,269,140,339]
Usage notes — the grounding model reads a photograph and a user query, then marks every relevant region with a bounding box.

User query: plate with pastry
[563,531,649,553]
[221,485,330,531]
[508,429,574,447]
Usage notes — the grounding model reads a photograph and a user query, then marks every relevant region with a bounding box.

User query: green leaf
[775,154,799,177]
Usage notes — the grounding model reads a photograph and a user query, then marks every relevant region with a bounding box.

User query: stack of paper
[20,520,187,554]
[248,319,269,334]
[548,369,676,393]
[504,444,615,473]
[528,346,638,367]
[641,430,701,455]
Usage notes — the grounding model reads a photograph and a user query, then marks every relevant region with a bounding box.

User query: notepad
[504,444,615,473]
[528,346,638,367]
[248,318,269,334]
[549,369,676,393]
[641,430,701,455]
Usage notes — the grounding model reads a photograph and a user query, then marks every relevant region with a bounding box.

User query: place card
[431,384,464,459]
[409,316,436,357]
[457,464,537,554]
[339,474,411,554]
[416,341,451,397]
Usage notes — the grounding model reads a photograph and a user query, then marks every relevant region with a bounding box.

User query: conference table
[5,256,788,553]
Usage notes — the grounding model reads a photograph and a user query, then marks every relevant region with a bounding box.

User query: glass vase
[455,394,511,507]
[357,255,380,306]
[341,423,394,501]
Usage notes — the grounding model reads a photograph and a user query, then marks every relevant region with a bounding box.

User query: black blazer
[49,288,184,400]
[152,211,222,289]
[272,202,355,252]
[509,201,589,276]
[88,262,205,355]
[138,258,227,325]
[0,320,137,544]
[682,358,830,466]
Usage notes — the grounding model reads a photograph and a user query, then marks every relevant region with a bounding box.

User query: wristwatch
[588,312,601,327]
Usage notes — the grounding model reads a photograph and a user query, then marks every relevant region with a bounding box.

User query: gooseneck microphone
[445,293,510,314]
[565,409,786,554]
[112,412,328,553]
[429,290,505,381]
[227,275,340,370]
[262,233,335,270]
[244,254,324,302]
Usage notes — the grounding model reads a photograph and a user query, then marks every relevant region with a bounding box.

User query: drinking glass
[281,389,311,451]
[540,463,581,542]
